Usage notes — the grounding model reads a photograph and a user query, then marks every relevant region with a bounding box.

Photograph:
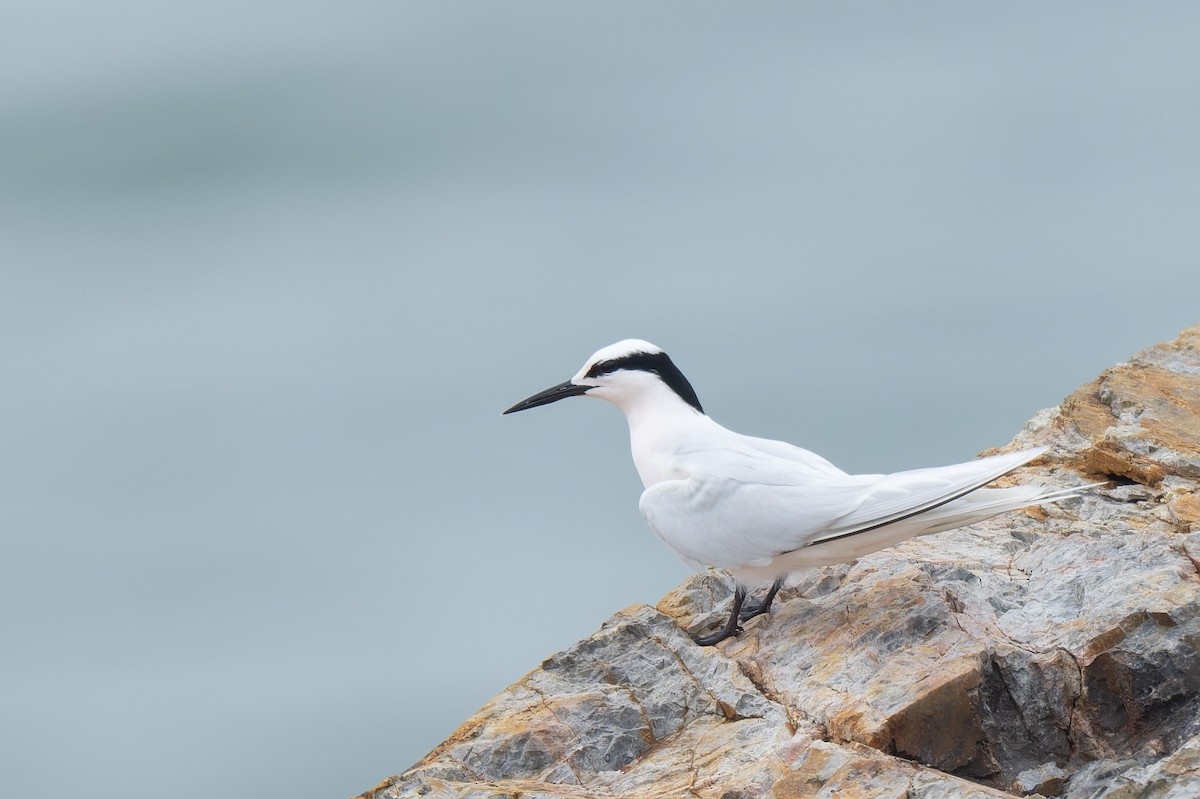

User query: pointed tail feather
[911,480,1106,537]
[809,446,1052,547]
[758,478,1105,573]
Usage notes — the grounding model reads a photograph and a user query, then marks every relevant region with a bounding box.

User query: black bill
[502,380,591,415]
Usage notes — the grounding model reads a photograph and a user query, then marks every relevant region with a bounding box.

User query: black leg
[692,585,746,646]
[739,578,784,621]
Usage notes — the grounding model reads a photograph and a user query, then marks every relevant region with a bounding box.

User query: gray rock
[1013,762,1067,795]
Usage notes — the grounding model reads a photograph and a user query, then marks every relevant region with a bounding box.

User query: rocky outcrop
[365,325,1200,799]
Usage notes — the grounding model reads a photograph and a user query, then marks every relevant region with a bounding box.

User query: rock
[1013,762,1067,796]
[1062,735,1200,798]
[766,739,1014,799]
[381,604,798,799]
[363,325,1200,799]
[1058,324,1200,486]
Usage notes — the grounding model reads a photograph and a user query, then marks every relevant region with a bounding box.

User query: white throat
[593,377,712,488]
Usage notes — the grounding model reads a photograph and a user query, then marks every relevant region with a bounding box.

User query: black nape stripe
[585,351,704,413]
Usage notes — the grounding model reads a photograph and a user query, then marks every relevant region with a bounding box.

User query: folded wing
[639,446,1052,572]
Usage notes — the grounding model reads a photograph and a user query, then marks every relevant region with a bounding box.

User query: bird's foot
[737,578,783,621]
[691,624,743,646]
[737,602,771,622]
[691,584,749,646]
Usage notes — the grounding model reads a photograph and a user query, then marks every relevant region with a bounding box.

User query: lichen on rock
[363,324,1200,799]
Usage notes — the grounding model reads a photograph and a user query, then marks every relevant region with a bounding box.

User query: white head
[502,339,704,417]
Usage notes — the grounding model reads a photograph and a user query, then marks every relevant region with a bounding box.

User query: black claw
[738,578,784,621]
[692,625,743,646]
[691,585,747,646]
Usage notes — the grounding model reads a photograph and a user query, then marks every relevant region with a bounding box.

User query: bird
[503,339,1097,646]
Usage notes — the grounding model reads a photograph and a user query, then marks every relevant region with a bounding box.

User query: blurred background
[3,3,1199,797]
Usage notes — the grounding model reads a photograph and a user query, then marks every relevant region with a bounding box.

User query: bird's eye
[585,360,616,379]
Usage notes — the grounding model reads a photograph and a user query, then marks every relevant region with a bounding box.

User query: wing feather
[639,446,1049,572]
[806,446,1049,544]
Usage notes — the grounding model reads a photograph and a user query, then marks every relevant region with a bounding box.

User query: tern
[504,339,1094,646]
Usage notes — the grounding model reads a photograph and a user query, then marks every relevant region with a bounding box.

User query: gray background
[3,3,1199,797]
